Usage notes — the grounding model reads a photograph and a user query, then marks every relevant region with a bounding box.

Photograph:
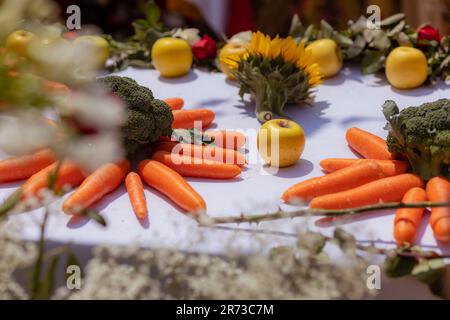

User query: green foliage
[106,1,171,72]
[98,76,173,160]
[383,99,450,181]
[234,54,312,122]
[289,13,449,81]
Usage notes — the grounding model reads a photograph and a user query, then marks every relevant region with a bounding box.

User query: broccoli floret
[383,99,450,181]
[98,76,173,159]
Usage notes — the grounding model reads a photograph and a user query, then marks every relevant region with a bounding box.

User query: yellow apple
[257,119,306,168]
[151,37,193,78]
[5,30,35,57]
[219,42,247,80]
[73,35,110,68]
[306,39,342,78]
[385,47,428,90]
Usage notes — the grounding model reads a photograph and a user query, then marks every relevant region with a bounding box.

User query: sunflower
[222,31,323,122]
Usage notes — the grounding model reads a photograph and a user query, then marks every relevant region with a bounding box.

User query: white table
[1,66,449,299]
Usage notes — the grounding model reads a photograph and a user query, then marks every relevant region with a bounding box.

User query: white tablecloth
[1,66,449,299]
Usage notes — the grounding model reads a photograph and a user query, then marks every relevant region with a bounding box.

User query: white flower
[172,28,201,45]
[0,111,56,156]
[59,132,124,172]
[57,90,126,131]
[229,31,252,44]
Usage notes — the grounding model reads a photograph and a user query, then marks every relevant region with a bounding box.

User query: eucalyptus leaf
[361,51,385,75]
[372,30,391,50]
[380,13,405,27]
[346,35,366,59]
[289,14,303,38]
[387,20,405,37]
[350,16,367,34]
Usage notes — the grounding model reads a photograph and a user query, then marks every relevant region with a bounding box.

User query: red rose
[192,35,217,61]
[417,25,442,42]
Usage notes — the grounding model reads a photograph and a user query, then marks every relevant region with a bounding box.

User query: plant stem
[198,201,450,225]
[204,225,450,260]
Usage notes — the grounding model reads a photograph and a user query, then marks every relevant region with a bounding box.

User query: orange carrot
[153,142,246,167]
[164,97,184,110]
[62,160,130,214]
[320,158,409,177]
[426,177,450,242]
[172,109,215,129]
[137,159,206,215]
[394,187,428,246]
[21,161,87,199]
[125,172,148,220]
[346,127,394,160]
[204,130,246,150]
[283,160,385,203]
[152,151,241,179]
[0,149,56,183]
[43,80,70,95]
[309,174,424,210]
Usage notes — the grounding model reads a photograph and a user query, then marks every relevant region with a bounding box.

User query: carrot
[426,177,450,242]
[62,160,130,214]
[320,158,409,177]
[125,172,148,220]
[0,149,56,183]
[21,161,86,199]
[345,127,394,160]
[204,130,246,150]
[172,109,215,129]
[152,151,241,179]
[309,174,424,210]
[394,187,428,246]
[153,142,246,167]
[43,80,70,95]
[164,97,184,110]
[283,160,385,203]
[137,159,206,215]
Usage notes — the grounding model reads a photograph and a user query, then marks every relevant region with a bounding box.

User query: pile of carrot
[0,96,247,224]
[283,126,450,245]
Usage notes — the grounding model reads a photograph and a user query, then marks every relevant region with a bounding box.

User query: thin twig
[198,202,450,225]
[203,225,450,260]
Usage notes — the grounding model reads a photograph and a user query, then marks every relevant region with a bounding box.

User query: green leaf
[288,14,303,38]
[82,209,107,227]
[0,189,22,217]
[412,258,446,284]
[371,30,391,51]
[145,2,161,26]
[361,51,385,75]
[387,20,406,37]
[35,255,59,300]
[380,13,405,27]
[384,254,417,278]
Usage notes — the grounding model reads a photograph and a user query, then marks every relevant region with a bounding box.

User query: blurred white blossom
[59,133,124,171]
[0,112,56,156]
[172,28,201,45]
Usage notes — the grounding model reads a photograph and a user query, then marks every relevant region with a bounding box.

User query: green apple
[257,119,306,168]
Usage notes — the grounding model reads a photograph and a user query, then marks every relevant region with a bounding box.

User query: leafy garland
[288,13,450,82]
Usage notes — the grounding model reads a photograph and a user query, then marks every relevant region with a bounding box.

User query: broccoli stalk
[98,76,173,160]
[383,99,450,181]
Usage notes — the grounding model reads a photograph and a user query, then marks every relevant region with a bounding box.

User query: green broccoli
[98,76,173,159]
[383,99,450,181]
